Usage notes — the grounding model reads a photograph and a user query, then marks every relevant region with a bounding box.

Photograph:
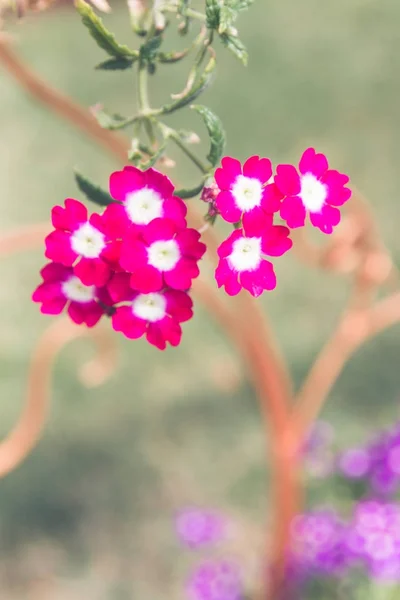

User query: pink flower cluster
[214,148,351,297]
[33,166,206,350]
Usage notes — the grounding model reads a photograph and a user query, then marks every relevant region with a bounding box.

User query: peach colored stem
[0,318,117,477]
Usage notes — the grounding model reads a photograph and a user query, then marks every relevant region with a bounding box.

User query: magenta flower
[119,218,206,293]
[186,559,242,600]
[45,199,120,287]
[175,507,226,549]
[274,147,351,233]
[109,165,187,230]
[214,155,281,232]
[32,262,111,327]
[109,273,193,350]
[215,216,292,297]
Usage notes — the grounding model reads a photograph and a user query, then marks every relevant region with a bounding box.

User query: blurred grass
[0,1,400,598]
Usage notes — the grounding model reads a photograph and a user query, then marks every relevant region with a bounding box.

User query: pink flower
[214,155,280,232]
[109,165,187,230]
[274,147,351,233]
[119,218,206,293]
[45,199,120,287]
[110,274,193,350]
[32,262,111,327]
[215,215,292,297]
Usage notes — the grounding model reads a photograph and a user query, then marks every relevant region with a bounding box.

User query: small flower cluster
[290,501,400,586]
[33,166,206,350]
[338,421,400,497]
[175,508,243,600]
[213,148,351,297]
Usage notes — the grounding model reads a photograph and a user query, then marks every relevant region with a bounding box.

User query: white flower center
[62,276,96,303]
[132,292,166,322]
[299,173,327,213]
[228,236,262,272]
[147,239,180,271]
[70,222,106,258]
[231,175,263,212]
[125,187,163,225]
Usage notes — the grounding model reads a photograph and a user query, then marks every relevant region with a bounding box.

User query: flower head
[45,199,120,287]
[215,155,281,232]
[186,559,242,600]
[175,507,226,549]
[32,262,112,327]
[290,510,349,576]
[274,147,351,233]
[347,501,400,580]
[215,215,292,297]
[109,273,193,350]
[109,165,187,230]
[119,218,206,293]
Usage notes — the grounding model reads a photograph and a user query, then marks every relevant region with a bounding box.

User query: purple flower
[186,559,242,600]
[290,510,349,576]
[175,507,226,549]
[339,447,371,479]
[347,500,400,581]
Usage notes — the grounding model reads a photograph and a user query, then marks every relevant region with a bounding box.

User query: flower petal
[243,156,272,183]
[261,225,293,257]
[215,191,242,223]
[74,258,111,287]
[45,230,77,265]
[112,306,146,339]
[214,157,242,189]
[109,166,146,201]
[280,196,306,228]
[142,217,178,244]
[299,147,328,178]
[242,207,272,236]
[240,260,276,296]
[309,204,341,234]
[130,265,163,292]
[51,199,87,231]
[275,164,301,196]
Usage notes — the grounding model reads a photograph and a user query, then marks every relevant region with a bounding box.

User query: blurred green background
[0,1,400,598]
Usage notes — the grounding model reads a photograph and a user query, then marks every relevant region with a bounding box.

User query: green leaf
[75,0,138,59]
[175,179,206,199]
[191,104,226,166]
[228,0,254,10]
[220,32,248,65]
[205,0,220,29]
[158,47,190,63]
[218,5,236,33]
[140,35,163,62]
[96,57,136,70]
[91,108,132,130]
[160,52,216,115]
[74,171,116,207]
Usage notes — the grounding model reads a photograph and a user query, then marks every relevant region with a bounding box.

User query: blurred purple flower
[339,447,371,479]
[186,559,242,600]
[175,507,226,549]
[347,500,400,581]
[290,510,349,576]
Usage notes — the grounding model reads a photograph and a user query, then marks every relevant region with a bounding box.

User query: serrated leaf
[160,53,216,115]
[227,0,254,10]
[220,32,248,65]
[140,35,163,62]
[218,5,236,33]
[205,0,220,29]
[191,104,226,167]
[74,171,116,207]
[96,57,136,70]
[75,0,138,59]
[175,179,206,199]
[91,108,130,130]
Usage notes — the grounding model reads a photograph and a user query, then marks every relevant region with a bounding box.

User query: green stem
[138,61,150,113]
[168,129,209,174]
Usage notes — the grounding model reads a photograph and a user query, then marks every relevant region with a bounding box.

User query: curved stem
[292,290,400,444]
[0,318,117,477]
